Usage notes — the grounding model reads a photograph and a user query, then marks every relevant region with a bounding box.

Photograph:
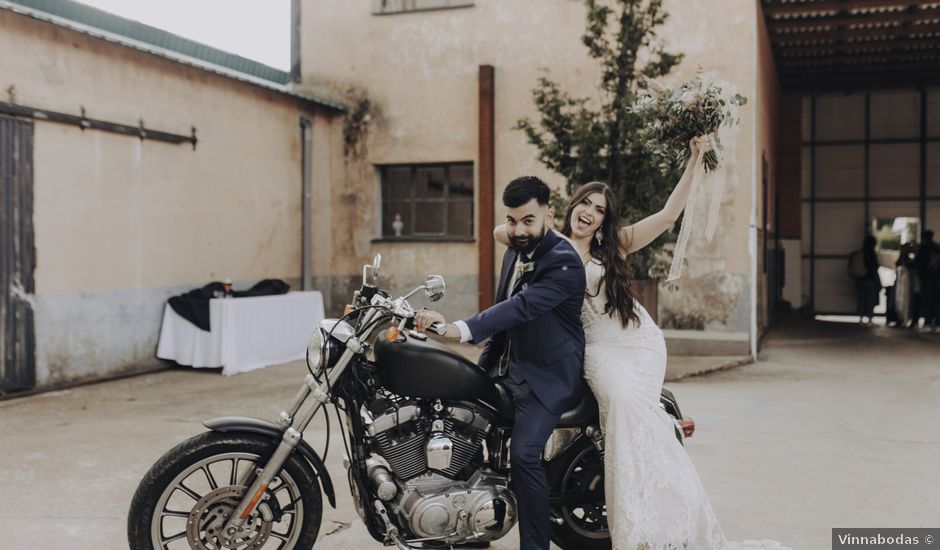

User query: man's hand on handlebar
[414,310,460,339]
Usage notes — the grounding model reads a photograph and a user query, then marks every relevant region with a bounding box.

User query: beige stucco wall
[299,0,764,343]
[651,0,759,339]
[0,12,323,292]
[0,10,336,386]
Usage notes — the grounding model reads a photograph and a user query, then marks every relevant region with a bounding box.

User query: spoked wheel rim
[150,452,305,550]
[559,445,609,539]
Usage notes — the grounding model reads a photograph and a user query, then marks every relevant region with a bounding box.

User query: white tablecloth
[156,291,325,376]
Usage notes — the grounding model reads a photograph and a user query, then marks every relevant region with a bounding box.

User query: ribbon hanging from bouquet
[666,134,722,282]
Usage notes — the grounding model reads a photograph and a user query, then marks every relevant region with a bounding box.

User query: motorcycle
[128,254,695,549]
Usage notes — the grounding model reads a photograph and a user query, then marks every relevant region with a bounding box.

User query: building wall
[653,0,759,349]
[299,0,762,352]
[754,2,781,334]
[0,10,333,387]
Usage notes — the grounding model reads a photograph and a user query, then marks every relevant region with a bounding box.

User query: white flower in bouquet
[679,90,699,108]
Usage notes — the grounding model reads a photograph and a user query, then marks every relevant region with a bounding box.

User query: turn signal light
[679,418,695,438]
[344,304,354,315]
[239,483,270,520]
[385,326,400,341]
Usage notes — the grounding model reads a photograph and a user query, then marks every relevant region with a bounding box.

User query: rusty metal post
[478,65,495,311]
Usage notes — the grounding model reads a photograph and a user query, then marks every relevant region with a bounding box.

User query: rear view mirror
[424,275,445,302]
[363,253,382,287]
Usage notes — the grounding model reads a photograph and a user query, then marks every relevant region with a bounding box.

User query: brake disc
[186,485,272,550]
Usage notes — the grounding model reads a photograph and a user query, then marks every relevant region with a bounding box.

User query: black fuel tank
[373,335,495,401]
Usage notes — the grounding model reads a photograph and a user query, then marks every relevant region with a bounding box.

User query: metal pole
[301,117,313,290]
[478,65,495,311]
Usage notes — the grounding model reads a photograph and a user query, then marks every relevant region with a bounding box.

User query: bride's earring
[595,231,603,245]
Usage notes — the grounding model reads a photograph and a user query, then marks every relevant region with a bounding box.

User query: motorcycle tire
[547,436,612,550]
[127,431,322,550]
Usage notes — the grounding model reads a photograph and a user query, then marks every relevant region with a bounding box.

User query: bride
[494,138,788,549]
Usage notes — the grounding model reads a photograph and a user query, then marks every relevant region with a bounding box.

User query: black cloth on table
[168,279,290,332]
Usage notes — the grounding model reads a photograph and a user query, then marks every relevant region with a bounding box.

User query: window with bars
[379,163,474,241]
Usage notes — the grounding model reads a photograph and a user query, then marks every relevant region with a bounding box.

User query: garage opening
[762,0,940,331]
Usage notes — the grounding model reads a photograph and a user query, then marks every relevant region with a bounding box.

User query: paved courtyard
[1,319,937,550]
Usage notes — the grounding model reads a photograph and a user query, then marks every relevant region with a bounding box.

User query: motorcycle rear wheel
[128,431,322,550]
[547,437,612,550]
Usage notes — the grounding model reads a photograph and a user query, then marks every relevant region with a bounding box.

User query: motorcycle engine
[396,471,516,542]
[363,398,517,542]
[365,399,490,480]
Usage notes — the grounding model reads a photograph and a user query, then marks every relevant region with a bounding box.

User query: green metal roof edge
[1,0,345,112]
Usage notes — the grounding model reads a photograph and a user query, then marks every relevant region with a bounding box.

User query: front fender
[203,416,336,508]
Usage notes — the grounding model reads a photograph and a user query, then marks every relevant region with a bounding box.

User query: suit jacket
[463,229,586,415]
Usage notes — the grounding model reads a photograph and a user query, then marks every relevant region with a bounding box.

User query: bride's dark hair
[561,182,640,328]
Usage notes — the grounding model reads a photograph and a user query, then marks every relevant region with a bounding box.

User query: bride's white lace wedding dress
[581,259,788,550]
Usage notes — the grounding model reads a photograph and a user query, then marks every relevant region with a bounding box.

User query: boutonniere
[516,261,535,278]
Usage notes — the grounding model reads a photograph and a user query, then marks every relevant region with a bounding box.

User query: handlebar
[395,312,447,336]
[428,322,448,336]
[360,288,449,339]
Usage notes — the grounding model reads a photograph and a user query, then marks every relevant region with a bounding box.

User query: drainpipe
[301,117,313,290]
[749,8,759,360]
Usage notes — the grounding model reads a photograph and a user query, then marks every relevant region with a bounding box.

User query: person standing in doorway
[914,230,940,331]
[849,235,881,325]
[895,240,918,328]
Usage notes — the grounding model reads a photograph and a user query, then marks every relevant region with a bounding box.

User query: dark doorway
[1,115,36,392]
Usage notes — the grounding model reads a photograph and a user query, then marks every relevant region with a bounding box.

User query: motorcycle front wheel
[128,431,322,550]
[548,437,611,550]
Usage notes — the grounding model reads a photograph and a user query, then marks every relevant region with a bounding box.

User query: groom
[415,176,586,550]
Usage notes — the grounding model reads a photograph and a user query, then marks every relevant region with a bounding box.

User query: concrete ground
[1,319,937,550]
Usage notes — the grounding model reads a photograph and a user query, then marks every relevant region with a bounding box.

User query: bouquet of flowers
[631,75,747,173]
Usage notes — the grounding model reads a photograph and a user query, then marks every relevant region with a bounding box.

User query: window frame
[376,162,475,243]
[372,0,474,16]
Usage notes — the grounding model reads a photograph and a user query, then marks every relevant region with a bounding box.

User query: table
[156,291,325,376]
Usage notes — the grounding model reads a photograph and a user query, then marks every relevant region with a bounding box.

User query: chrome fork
[218,341,362,543]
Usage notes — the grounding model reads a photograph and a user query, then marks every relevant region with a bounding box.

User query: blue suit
[462,228,586,549]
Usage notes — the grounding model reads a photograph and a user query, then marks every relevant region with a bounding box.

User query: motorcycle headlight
[306,327,328,369]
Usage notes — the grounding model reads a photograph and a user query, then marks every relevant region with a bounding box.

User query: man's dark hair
[503,176,550,208]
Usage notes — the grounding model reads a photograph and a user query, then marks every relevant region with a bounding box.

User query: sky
[74,0,291,71]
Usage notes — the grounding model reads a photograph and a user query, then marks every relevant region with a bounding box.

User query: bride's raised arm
[493,225,510,246]
[619,138,703,255]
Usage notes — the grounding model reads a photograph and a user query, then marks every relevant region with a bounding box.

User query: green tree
[515,0,683,278]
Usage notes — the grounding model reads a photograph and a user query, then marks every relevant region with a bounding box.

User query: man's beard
[509,225,546,254]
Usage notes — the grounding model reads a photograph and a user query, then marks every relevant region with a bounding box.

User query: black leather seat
[488,383,598,427]
[557,391,598,427]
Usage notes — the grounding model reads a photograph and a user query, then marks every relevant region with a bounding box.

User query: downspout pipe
[749,7,759,360]
[301,117,313,290]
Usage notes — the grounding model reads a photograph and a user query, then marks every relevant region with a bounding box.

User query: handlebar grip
[404,317,415,330]
[428,322,448,336]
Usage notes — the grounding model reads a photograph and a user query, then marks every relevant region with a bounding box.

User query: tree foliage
[515,0,683,278]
